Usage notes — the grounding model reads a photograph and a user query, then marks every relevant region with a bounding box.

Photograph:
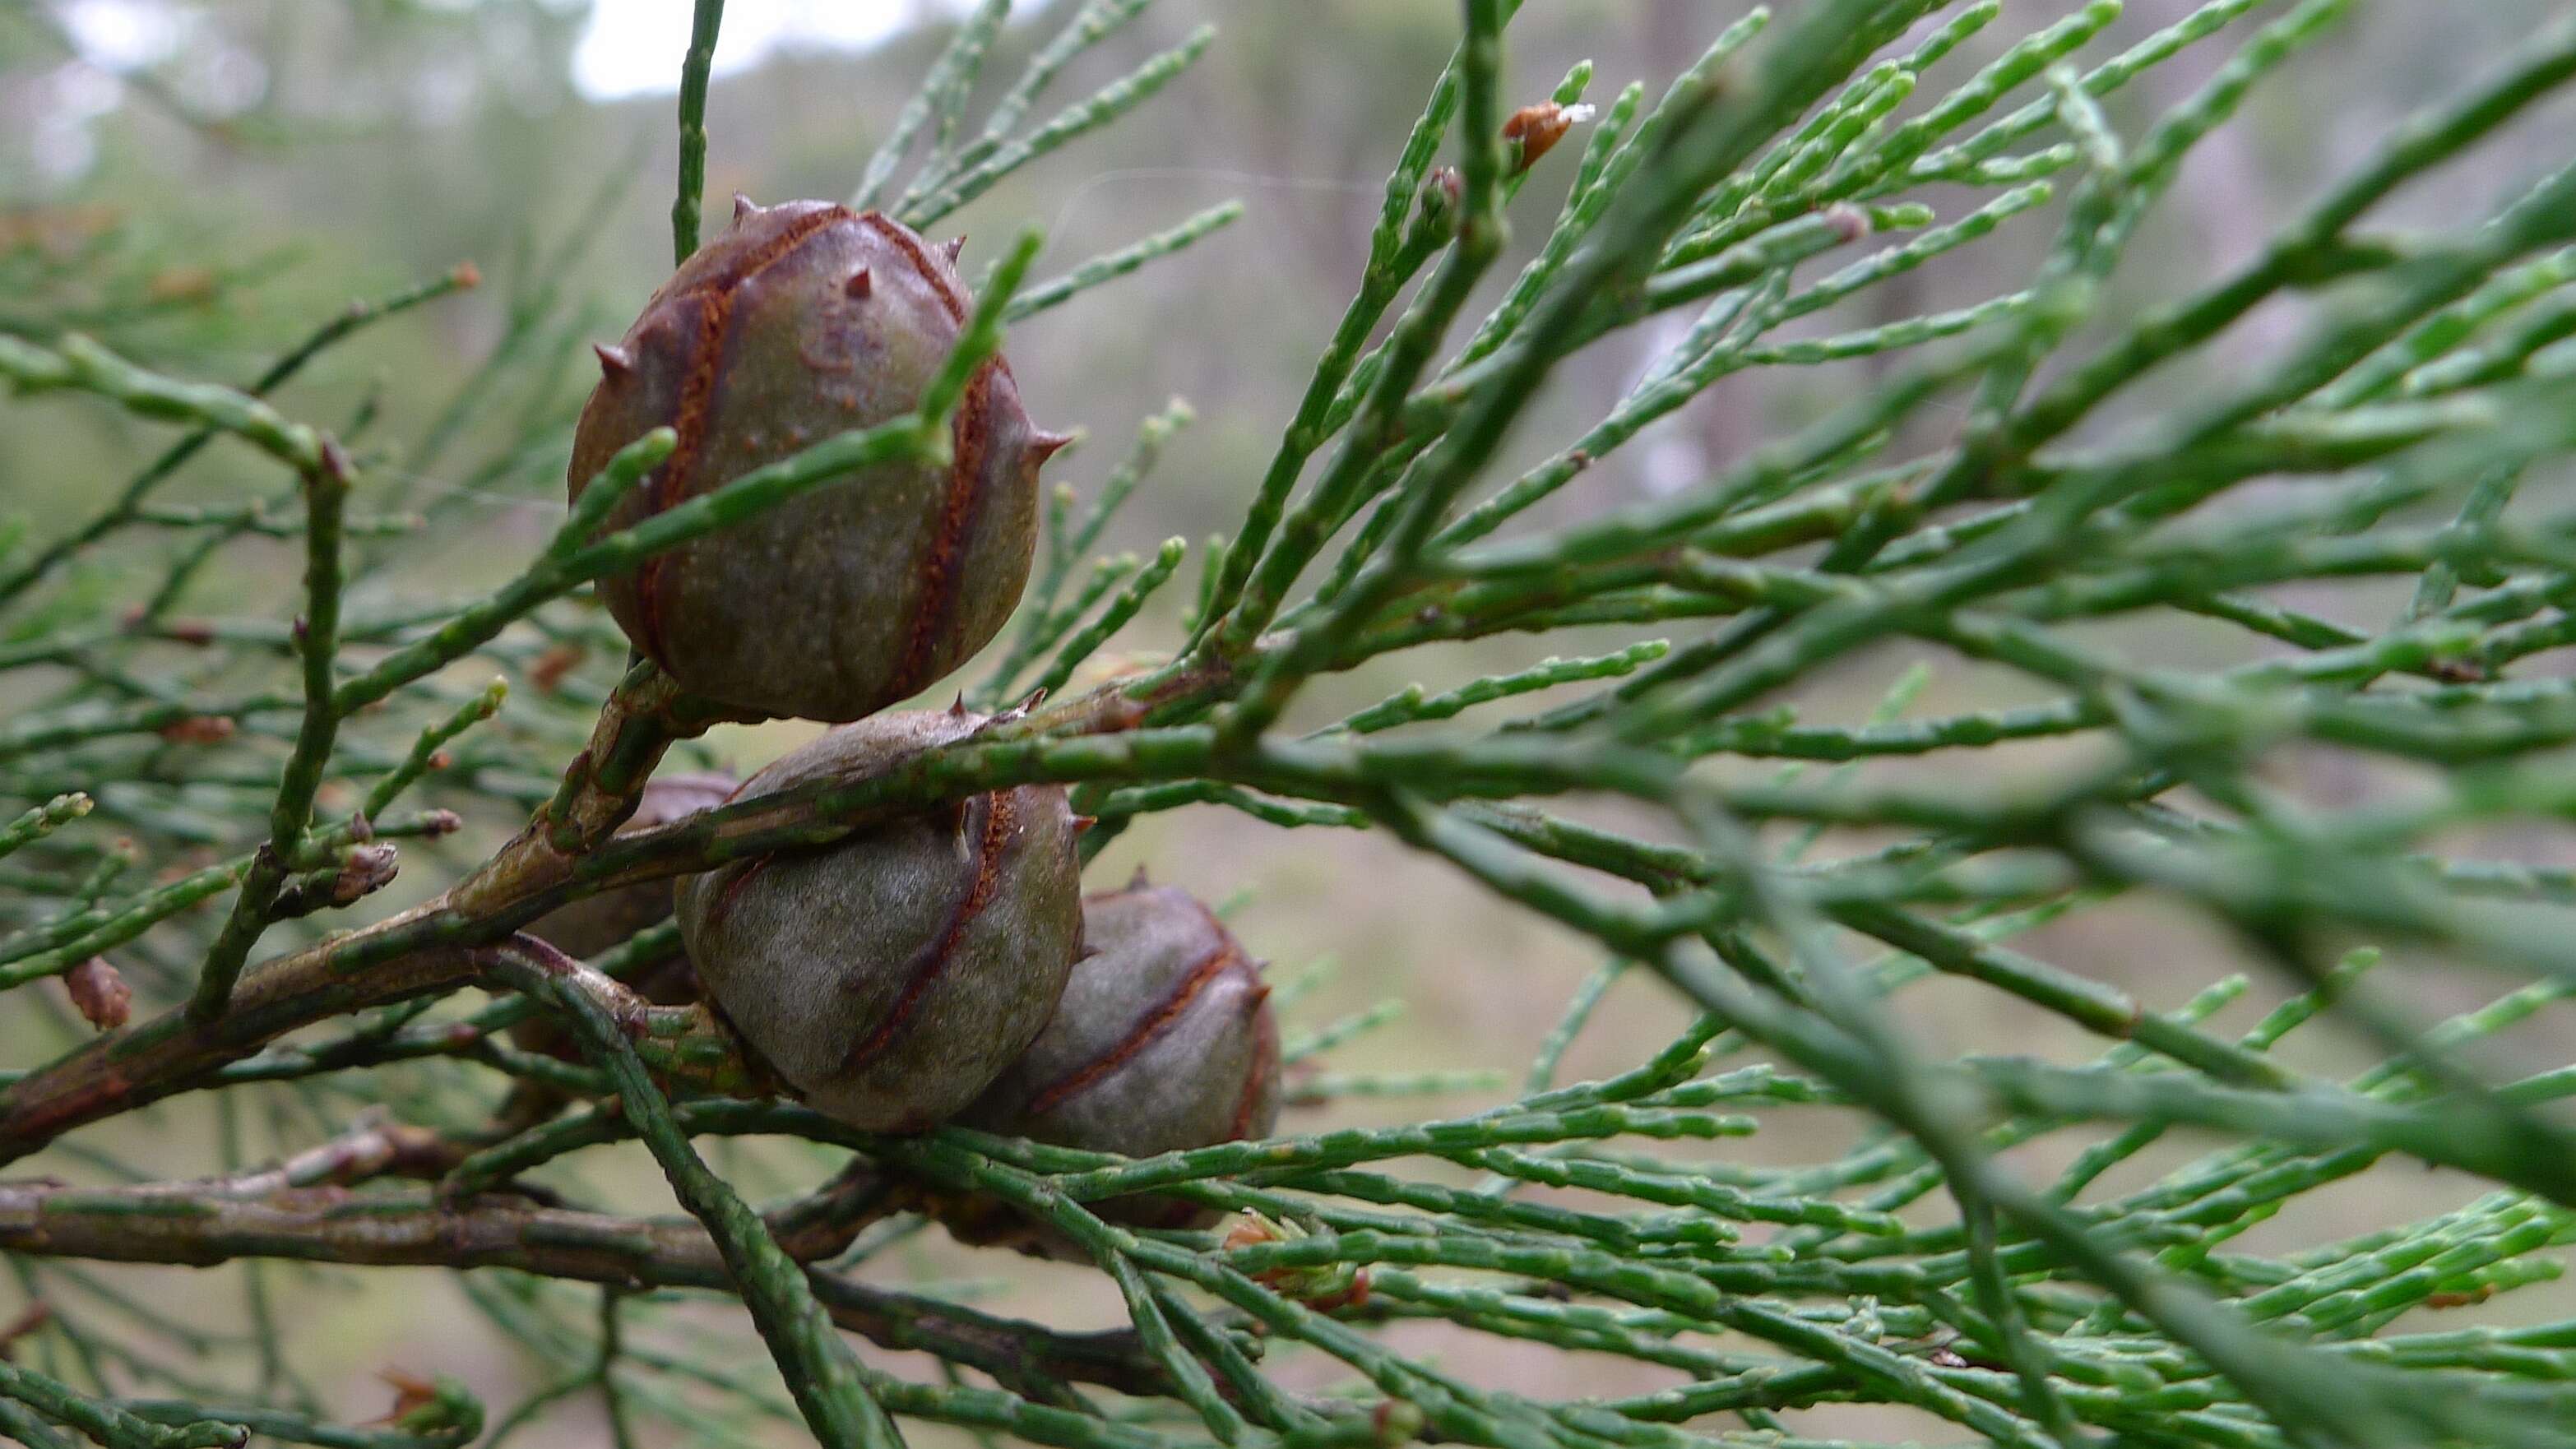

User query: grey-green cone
[959,879,1280,1229]
[569,198,1069,723]
[674,711,1083,1131]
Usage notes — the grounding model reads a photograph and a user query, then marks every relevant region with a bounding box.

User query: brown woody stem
[0,1123,1170,1404]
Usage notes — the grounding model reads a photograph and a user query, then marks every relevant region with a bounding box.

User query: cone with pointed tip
[570,199,1064,722]
[948,881,1280,1240]
[675,711,1084,1132]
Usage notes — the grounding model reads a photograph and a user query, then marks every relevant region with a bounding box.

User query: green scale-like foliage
[7,1,2576,1446]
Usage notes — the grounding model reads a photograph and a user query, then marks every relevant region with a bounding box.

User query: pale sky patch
[572,0,970,100]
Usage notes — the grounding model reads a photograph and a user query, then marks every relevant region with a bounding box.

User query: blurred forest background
[7,1,2576,1442]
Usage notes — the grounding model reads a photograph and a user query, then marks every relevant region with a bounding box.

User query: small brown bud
[1211,1211,1367,1308]
[1318,1267,1373,1312]
[331,844,401,905]
[146,266,217,303]
[528,641,586,694]
[1416,165,1462,234]
[157,715,234,745]
[368,1368,440,1427]
[0,1300,51,1357]
[1503,100,1593,172]
[448,261,482,289]
[1372,1399,1425,1446]
[1221,1215,1277,1253]
[419,808,464,837]
[63,957,131,1031]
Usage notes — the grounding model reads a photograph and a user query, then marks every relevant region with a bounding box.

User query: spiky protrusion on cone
[1028,429,1077,467]
[676,711,1085,1132]
[568,197,1066,723]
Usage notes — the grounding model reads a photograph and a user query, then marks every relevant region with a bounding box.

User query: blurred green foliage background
[7,2,2576,1441]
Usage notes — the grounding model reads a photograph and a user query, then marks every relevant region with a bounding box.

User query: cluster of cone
[538,199,1280,1234]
